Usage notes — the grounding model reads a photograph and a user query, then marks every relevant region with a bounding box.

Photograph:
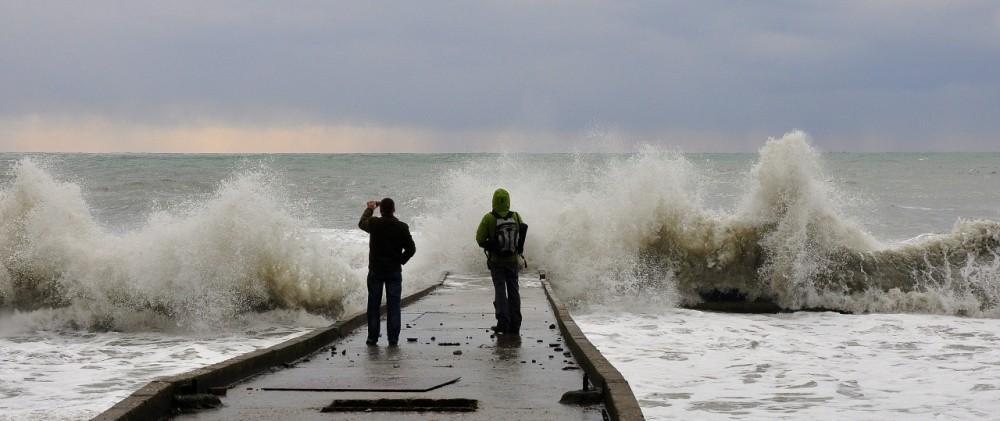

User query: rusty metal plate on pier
[321,398,478,412]
[261,376,460,392]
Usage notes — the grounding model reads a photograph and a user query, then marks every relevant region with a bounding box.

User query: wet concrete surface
[179,274,605,420]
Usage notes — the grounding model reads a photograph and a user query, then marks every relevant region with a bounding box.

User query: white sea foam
[0,324,320,421]
[0,160,365,332]
[577,310,1000,420]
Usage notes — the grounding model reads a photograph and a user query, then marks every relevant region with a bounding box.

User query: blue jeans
[367,271,402,343]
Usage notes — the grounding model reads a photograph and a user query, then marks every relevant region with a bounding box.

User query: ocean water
[2,132,1000,419]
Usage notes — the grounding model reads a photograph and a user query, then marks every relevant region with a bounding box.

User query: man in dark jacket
[359,197,416,346]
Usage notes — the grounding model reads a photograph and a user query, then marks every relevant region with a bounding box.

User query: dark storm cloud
[1,1,998,151]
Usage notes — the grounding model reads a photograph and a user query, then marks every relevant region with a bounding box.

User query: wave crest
[0,159,361,331]
[419,131,1000,316]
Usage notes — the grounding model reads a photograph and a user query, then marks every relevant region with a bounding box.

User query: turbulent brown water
[638,134,1000,314]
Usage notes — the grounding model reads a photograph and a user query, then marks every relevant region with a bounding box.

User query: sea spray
[415,132,1000,316]
[4,136,1000,326]
[0,159,363,331]
[411,147,700,307]
[650,134,1000,314]
[647,134,1000,315]
[647,131,884,307]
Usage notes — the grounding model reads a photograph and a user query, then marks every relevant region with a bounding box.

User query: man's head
[379,197,395,217]
[492,188,510,216]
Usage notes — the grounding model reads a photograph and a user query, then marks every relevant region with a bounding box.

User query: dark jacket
[359,208,416,273]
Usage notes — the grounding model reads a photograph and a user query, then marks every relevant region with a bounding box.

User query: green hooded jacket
[476,188,523,268]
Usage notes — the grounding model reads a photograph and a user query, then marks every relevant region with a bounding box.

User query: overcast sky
[2,1,998,152]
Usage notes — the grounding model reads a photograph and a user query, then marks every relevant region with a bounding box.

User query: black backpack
[490,211,528,258]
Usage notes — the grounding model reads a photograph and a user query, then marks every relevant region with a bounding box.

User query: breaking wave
[3,131,999,329]
[418,131,1000,316]
[0,160,363,331]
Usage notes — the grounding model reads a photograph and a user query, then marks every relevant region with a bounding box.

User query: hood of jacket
[492,188,510,216]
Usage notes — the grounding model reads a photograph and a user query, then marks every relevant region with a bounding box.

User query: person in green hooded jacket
[476,188,527,335]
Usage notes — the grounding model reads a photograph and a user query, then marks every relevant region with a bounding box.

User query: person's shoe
[388,341,398,347]
[365,338,378,346]
[490,325,507,334]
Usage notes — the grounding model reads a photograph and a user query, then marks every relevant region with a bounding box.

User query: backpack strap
[492,210,518,221]
[511,211,526,268]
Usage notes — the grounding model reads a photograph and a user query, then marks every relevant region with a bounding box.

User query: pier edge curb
[540,273,646,421]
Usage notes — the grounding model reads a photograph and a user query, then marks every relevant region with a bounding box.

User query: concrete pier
[96,273,643,420]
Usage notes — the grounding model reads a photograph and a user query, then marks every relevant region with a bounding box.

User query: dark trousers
[366,271,402,343]
[490,265,521,333]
